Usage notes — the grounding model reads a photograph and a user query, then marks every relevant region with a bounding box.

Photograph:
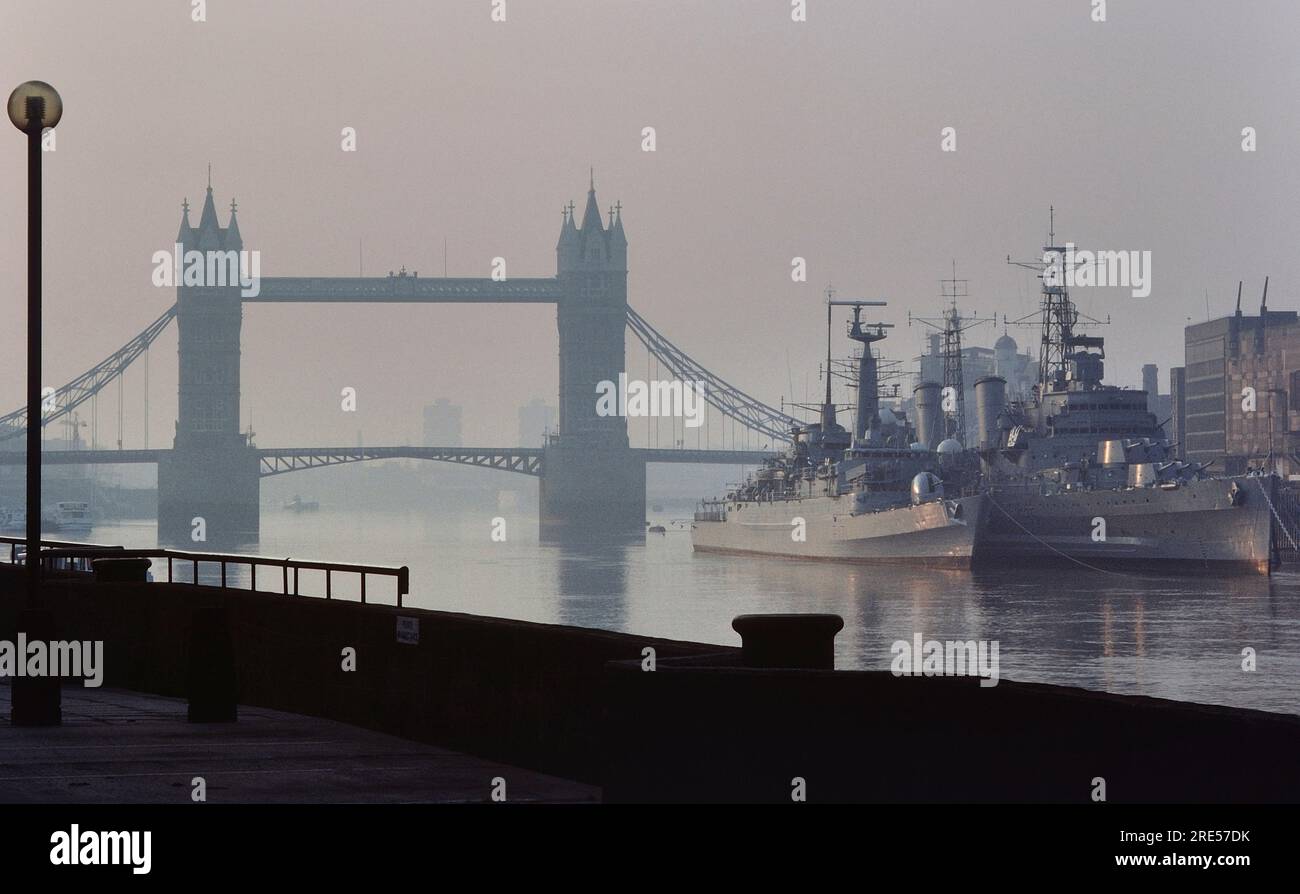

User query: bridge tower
[542,177,645,534]
[156,182,260,545]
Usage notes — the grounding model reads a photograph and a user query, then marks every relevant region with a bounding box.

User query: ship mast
[821,286,837,431]
[1006,207,1108,400]
[941,267,968,442]
[830,299,891,445]
[908,263,987,445]
[1038,207,1075,394]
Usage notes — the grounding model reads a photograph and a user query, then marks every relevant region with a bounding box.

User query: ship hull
[692,494,986,567]
[977,475,1276,574]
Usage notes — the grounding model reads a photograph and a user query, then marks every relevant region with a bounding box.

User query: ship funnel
[973,375,1006,450]
[853,346,879,444]
[913,381,943,450]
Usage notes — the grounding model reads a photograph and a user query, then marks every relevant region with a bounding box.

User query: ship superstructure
[975,220,1278,573]
[692,298,986,566]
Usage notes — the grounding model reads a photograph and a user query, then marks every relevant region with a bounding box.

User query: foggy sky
[3,0,1298,451]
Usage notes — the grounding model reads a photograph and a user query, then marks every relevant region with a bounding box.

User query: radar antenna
[1005,208,1109,398]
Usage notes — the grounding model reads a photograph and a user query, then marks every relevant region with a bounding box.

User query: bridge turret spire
[556,199,579,259]
[610,200,626,247]
[607,200,627,272]
[225,197,242,250]
[580,176,604,233]
[197,181,222,250]
[177,197,194,246]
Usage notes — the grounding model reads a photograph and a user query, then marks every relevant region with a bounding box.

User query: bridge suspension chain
[625,305,800,445]
[0,303,178,443]
[3,299,791,455]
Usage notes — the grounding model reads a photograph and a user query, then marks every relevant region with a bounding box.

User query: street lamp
[8,80,62,726]
[8,81,60,581]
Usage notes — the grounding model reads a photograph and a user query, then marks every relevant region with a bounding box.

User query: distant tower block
[518,398,556,446]
[423,399,464,448]
[994,333,1017,378]
[157,181,260,546]
[1142,363,1158,412]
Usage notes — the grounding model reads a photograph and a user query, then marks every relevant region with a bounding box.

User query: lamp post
[8,80,62,726]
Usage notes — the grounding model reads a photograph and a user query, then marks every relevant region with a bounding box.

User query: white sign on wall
[396,616,419,645]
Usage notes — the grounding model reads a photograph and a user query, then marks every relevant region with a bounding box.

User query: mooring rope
[984,491,1130,577]
[1255,477,1299,551]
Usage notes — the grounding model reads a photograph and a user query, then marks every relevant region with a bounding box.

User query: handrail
[0,535,124,570]
[5,541,409,607]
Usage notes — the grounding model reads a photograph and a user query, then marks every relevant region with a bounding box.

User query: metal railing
[1,535,124,572]
[1273,483,1300,565]
[1,538,409,607]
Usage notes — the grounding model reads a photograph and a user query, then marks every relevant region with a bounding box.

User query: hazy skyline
[3,0,1298,449]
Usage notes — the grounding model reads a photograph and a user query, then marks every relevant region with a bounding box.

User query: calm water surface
[82,506,1300,716]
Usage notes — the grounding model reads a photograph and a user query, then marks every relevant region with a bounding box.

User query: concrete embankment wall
[4,566,1300,802]
[602,659,1300,803]
[0,567,728,784]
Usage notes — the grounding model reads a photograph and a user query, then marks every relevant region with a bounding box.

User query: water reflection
[545,531,632,629]
[66,513,1300,715]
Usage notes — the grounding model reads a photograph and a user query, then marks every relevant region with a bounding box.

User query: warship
[692,299,987,566]
[974,229,1279,574]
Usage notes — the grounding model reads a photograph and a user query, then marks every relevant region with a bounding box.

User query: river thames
[80,505,1300,717]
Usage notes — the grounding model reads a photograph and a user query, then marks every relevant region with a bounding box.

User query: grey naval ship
[692,300,987,567]
[974,234,1279,574]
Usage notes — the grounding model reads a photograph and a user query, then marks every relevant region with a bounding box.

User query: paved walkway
[0,683,598,804]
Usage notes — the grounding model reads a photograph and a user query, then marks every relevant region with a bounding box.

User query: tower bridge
[6,177,793,545]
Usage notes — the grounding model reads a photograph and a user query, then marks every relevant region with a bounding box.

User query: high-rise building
[916,333,1035,445]
[1139,363,1172,431]
[1142,364,1158,409]
[1169,366,1186,459]
[518,398,555,447]
[1184,319,1231,465]
[1182,297,1300,474]
[423,399,463,448]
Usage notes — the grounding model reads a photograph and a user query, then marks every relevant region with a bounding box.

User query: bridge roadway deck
[249,276,563,303]
[3,446,774,470]
[0,683,597,804]
[635,448,771,465]
[0,449,166,465]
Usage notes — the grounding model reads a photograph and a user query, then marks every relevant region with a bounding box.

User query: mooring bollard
[91,557,151,583]
[731,613,844,670]
[10,607,61,726]
[187,605,237,723]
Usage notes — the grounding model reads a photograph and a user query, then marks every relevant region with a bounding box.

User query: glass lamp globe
[7,81,62,133]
